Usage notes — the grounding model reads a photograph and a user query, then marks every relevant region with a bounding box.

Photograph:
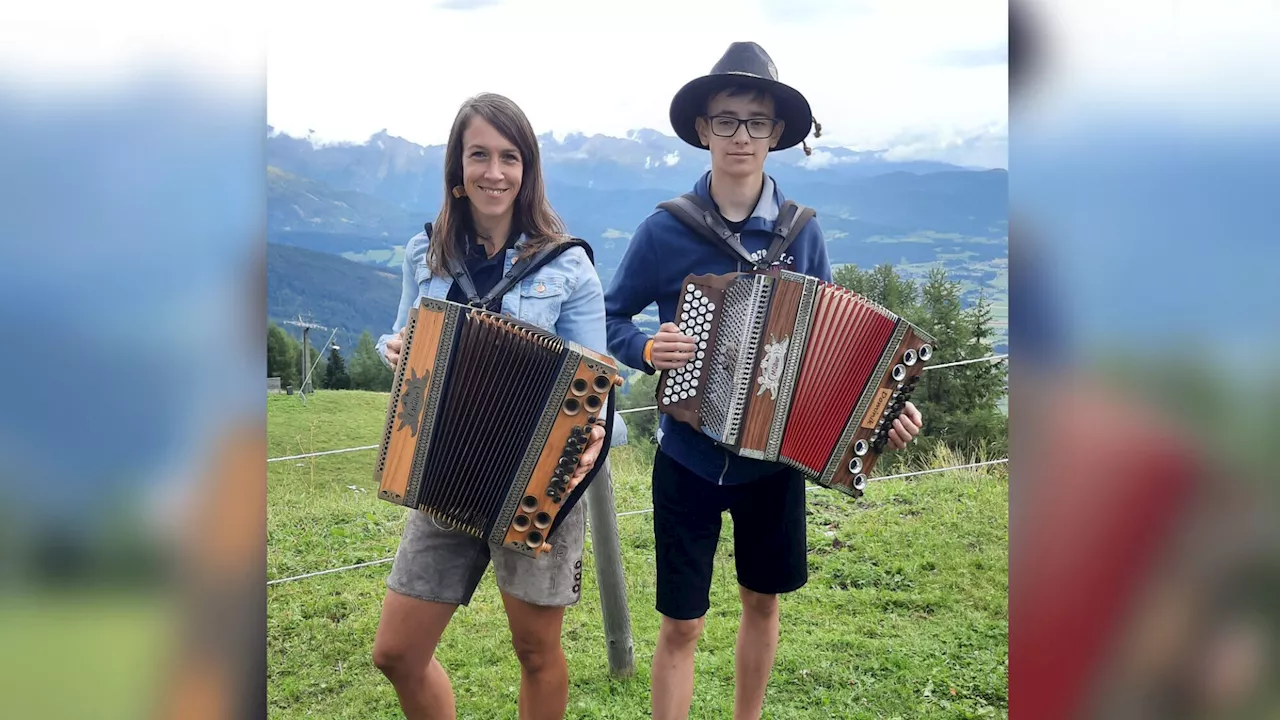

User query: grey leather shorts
[385,496,587,608]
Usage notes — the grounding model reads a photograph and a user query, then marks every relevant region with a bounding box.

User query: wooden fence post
[583,458,635,677]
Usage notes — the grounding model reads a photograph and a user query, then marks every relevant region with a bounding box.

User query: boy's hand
[651,322,698,370]
[887,402,923,450]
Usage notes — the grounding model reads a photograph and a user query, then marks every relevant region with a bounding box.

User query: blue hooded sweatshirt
[604,170,832,485]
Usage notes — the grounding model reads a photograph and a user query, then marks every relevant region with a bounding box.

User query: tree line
[267,324,393,392]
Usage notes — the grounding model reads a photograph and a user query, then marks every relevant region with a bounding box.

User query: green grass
[268,391,1008,719]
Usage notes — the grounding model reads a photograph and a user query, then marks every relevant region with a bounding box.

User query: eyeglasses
[706,115,778,139]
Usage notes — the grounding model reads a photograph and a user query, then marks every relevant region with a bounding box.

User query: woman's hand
[384,328,406,368]
[565,423,606,493]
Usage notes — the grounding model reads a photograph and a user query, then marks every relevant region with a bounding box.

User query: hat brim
[669,72,813,152]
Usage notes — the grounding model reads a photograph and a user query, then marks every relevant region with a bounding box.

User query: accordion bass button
[853,439,869,456]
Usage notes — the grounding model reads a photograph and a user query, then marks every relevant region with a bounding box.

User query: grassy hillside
[268,391,1009,719]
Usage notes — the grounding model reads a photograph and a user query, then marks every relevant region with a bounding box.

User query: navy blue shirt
[604,171,832,485]
[445,231,520,311]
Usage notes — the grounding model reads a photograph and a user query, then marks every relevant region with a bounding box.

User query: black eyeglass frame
[704,115,781,139]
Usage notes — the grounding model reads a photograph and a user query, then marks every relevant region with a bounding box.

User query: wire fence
[267,354,1008,464]
[266,352,1010,587]
[268,458,1008,587]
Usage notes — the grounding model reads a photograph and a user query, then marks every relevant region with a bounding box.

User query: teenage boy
[604,42,923,719]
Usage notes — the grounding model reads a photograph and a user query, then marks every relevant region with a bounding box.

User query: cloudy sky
[267,0,1009,167]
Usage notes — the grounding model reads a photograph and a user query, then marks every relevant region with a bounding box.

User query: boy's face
[695,89,784,179]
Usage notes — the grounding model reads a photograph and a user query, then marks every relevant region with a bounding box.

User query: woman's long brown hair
[425,93,568,276]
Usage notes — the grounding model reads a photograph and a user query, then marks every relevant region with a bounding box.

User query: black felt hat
[670,41,815,152]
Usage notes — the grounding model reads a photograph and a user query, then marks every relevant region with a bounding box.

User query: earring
[451,185,466,199]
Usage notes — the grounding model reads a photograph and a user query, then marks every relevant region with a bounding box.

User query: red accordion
[657,269,936,497]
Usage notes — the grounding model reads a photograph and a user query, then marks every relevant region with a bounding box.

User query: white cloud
[800,150,836,169]
[265,0,1007,162]
[663,151,680,166]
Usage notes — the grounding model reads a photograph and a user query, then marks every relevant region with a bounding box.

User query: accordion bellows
[375,298,622,557]
[658,270,936,496]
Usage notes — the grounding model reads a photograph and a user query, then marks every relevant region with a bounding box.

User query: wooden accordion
[374,298,622,557]
[658,269,936,497]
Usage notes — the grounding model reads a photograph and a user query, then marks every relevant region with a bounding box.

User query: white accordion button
[686,284,695,291]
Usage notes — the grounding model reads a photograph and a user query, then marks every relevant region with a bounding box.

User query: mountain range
[266,126,1008,356]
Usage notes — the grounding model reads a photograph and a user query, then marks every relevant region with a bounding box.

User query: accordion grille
[417,312,563,536]
[700,277,758,442]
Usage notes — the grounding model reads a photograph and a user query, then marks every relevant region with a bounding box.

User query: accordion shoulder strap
[430,220,595,307]
[763,200,816,266]
[658,193,760,268]
[658,193,816,270]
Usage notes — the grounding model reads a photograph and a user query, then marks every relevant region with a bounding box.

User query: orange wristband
[643,338,655,368]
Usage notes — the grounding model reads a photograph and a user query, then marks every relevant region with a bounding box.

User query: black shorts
[651,447,808,621]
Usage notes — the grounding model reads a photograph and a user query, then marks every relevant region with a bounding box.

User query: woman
[372,93,616,720]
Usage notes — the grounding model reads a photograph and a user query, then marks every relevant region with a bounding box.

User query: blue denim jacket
[377,229,627,445]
